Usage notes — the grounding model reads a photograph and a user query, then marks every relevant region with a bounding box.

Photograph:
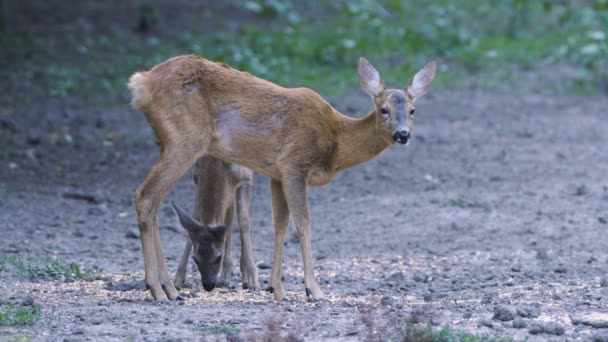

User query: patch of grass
[0,305,42,327]
[0,183,14,208]
[0,256,101,282]
[195,323,241,335]
[406,324,515,342]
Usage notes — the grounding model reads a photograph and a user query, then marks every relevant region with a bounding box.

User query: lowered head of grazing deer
[358,58,436,146]
[171,201,226,291]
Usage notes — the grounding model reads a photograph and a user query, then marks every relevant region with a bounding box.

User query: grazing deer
[128,54,435,301]
[171,156,259,292]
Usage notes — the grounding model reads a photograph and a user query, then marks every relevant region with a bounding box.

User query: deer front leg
[218,204,235,287]
[173,238,192,289]
[135,146,202,300]
[282,175,324,301]
[236,183,260,290]
[269,179,289,301]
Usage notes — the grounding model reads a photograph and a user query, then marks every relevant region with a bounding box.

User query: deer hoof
[266,286,274,293]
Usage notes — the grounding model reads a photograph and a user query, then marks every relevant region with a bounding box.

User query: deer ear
[358,57,384,97]
[209,225,227,241]
[172,201,204,233]
[406,61,436,100]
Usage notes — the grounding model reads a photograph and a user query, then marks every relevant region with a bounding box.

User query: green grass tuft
[406,324,516,342]
[195,323,241,335]
[0,256,101,282]
[0,305,42,327]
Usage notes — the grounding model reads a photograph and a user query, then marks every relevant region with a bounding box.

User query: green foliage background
[1,0,607,106]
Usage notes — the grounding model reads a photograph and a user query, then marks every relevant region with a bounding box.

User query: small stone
[493,304,517,322]
[387,271,405,284]
[126,229,140,239]
[88,205,107,216]
[592,331,608,342]
[257,262,271,270]
[184,318,194,324]
[543,322,565,335]
[513,316,527,329]
[21,296,35,306]
[98,300,111,306]
[380,296,395,307]
[26,133,41,145]
[106,280,146,292]
[575,185,587,196]
[570,313,608,328]
[536,249,549,260]
[517,305,540,318]
[554,266,568,274]
[463,312,472,319]
[413,272,429,283]
[600,276,608,288]
[528,323,544,334]
[478,319,493,328]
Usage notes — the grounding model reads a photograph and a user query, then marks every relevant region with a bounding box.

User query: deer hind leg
[218,204,235,286]
[135,140,207,300]
[236,183,260,290]
[269,179,289,301]
[173,237,192,290]
[282,175,324,301]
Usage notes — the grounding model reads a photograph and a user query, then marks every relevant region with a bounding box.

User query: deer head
[358,58,436,145]
[172,201,227,292]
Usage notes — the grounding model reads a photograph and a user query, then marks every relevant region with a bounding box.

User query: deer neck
[333,110,392,172]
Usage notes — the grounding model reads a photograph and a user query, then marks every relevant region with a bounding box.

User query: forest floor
[1,85,607,341]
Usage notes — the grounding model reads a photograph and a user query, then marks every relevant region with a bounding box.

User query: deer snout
[203,282,216,292]
[393,130,410,144]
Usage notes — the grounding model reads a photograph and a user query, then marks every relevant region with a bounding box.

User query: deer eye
[380,107,389,115]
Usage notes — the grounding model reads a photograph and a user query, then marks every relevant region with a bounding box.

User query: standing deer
[171,155,259,292]
[128,54,435,301]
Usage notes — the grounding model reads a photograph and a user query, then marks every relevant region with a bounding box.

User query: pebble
[601,276,608,288]
[528,322,565,336]
[516,305,540,318]
[380,296,395,307]
[493,304,517,321]
[88,205,107,216]
[106,280,146,292]
[257,262,271,270]
[478,319,493,328]
[512,316,527,329]
[593,331,608,342]
[571,313,608,328]
[21,296,35,306]
[126,229,140,239]
[387,271,405,283]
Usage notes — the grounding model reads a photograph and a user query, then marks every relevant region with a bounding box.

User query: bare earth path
[1,88,607,341]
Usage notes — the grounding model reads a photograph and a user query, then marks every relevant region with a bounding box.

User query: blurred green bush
[1,0,606,105]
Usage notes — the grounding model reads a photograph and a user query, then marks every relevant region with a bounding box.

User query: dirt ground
[1,87,607,341]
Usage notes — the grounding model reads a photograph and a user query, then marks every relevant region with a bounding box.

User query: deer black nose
[393,130,410,144]
[203,282,216,292]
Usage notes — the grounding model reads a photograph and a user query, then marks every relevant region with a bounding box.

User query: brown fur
[129,54,435,301]
[173,156,259,291]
